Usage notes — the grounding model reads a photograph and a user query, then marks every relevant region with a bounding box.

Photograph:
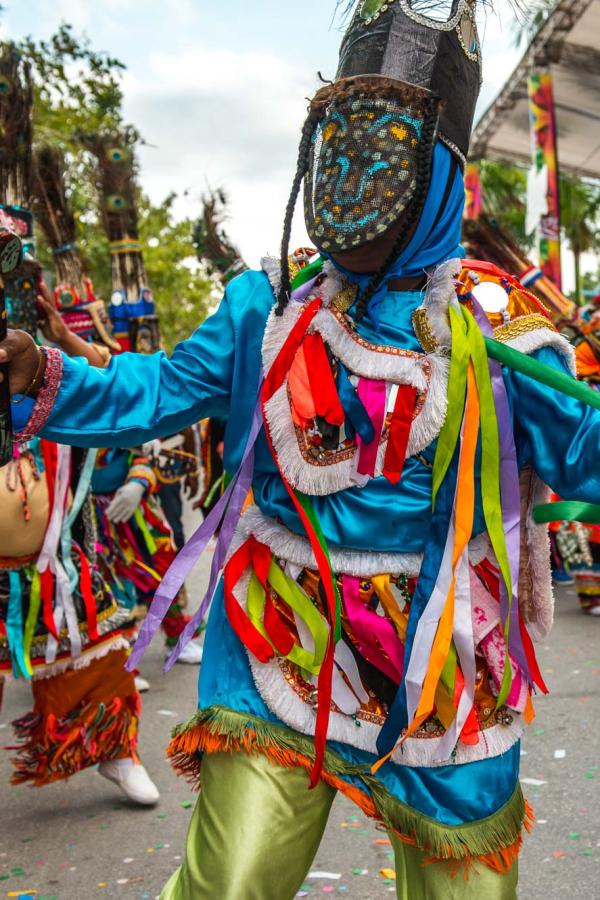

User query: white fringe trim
[239,504,424,577]
[416,257,462,349]
[522,475,554,641]
[248,652,524,768]
[1,635,131,682]
[261,294,450,496]
[501,328,576,374]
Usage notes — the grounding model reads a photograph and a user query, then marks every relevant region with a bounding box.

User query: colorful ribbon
[356,378,387,477]
[7,571,30,679]
[127,375,265,673]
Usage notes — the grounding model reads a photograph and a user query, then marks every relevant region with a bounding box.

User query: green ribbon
[533,501,600,525]
[22,567,41,677]
[7,571,29,679]
[463,308,514,707]
[247,562,329,675]
[431,305,470,508]
[484,338,600,412]
[134,507,158,555]
[290,256,324,291]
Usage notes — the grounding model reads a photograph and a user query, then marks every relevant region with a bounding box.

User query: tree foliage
[479,159,533,252]
[10,25,214,348]
[559,177,600,304]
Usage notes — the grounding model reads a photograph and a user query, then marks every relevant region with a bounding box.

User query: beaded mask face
[304,79,439,253]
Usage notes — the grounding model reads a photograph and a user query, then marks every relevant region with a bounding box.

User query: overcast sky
[1,0,523,268]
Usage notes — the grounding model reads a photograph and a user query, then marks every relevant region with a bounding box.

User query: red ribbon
[40,568,59,640]
[76,546,99,642]
[383,385,418,484]
[261,297,338,787]
[223,539,275,664]
[303,332,345,427]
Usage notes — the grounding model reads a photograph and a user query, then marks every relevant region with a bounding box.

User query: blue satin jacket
[21,269,600,826]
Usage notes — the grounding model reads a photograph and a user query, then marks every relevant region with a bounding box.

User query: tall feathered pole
[193,188,247,286]
[0,229,23,465]
[0,43,33,464]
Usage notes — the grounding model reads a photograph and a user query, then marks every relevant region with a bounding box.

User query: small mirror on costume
[110,290,125,307]
[471,281,508,314]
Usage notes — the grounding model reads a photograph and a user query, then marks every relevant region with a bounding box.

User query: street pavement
[1,509,600,899]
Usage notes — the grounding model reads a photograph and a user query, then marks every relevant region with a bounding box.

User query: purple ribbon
[472,302,530,682]
[291,275,320,303]
[126,380,264,673]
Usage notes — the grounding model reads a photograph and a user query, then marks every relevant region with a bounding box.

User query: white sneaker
[588,606,600,617]
[134,675,150,693]
[98,758,160,806]
[166,640,203,665]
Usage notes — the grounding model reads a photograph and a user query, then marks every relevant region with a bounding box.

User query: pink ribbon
[341,575,404,684]
[356,378,387,477]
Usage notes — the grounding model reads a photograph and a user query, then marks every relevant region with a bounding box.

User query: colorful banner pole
[464,162,482,221]
[528,70,562,290]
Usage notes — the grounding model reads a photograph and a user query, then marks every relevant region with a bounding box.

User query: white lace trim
[248,652,523,767]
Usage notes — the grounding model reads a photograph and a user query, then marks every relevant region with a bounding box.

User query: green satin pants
[160,751,518,900]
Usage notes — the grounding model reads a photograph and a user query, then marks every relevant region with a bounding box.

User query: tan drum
[0,455,50,560]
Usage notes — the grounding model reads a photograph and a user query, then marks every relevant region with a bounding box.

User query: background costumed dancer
[0,43,159,804]
[82,129,203,664]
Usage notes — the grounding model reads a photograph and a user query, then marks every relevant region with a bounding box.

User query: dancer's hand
[38,289,69,344]
[0,329,43,395]
[106,481,146,523]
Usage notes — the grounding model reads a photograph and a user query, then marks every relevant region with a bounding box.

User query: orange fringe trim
[9,694,140,786]
[167,724,531,874]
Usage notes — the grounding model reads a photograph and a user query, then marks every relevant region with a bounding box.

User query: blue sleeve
[41,291,236,448]
[11,396,35,433]
[509,346,600,502]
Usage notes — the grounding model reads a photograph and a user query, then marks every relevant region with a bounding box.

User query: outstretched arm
[3,292,236,449]
[510,346,600,502]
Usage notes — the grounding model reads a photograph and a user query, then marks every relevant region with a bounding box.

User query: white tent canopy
[471,0,600,178]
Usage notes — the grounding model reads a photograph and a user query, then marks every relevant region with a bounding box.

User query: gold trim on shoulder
[412,307,440,353]
[493,314,557,344]
[331,283,358,312]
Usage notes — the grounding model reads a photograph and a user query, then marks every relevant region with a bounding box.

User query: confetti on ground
[380,869,396,880]
[309,872,341,880]
[551,851,566,859]
[521,778,547,786]
[554,749,566,759]
[533,728,545,737]
[374,838,391,845]
[582,850,594,857]
[351,869,368,875]
[157,709,177,717]
[180,801,193,809]
[569,832,581,840]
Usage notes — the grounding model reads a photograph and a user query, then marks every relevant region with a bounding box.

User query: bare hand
[0,329,42,395]
[38,295,69,344]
